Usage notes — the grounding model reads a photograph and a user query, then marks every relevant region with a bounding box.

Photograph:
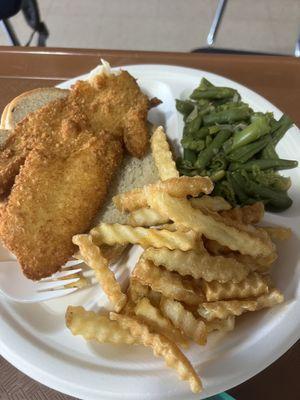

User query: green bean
[181,137,205,151]
[198,78,214,90]
[196,99,211,110]
[194,127,210,139]
[223,138,233,154]
[205,135,213,146]
[227,173,249,203]
[185,114,202,135]
[249,170,291,192]
[216,101,248,112]
[185,106,199,123]
[199,104,216,116]
[208,126,220,135]
[210,170,226,182]
[195,130,232,170]
[229,158,298,172]
[203,107,251,126]
[261,143,278,159]
[176,99,195,115]
[230,116,270,151]
[176,158,193,170]
[232,172,292,211]
[183,148,197,164]
[191,87,237,100]
[271,114,293,146]
[213,179,237,206]
[227,135,272,162]
[210,152,228,171]
[261,114,293,158]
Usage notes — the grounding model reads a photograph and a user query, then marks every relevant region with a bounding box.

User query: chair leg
[0,19,20,46]
[207,0,228,47]
[295,33,300,57]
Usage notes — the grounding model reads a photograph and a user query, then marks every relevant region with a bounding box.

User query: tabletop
[0,46,299,400]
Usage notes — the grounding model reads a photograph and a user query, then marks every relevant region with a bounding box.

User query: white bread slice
[0,87,159,224]
[1,87,69,129]
[96,150,159,225]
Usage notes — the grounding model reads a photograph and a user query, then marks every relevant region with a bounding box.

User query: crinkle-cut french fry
[204,239,277,272]
[202,273,269,301]
[113,187,146,212]
[198,300,257,321]
[128,207,169,227]
[220,202,264,225]
[147,191,275,258]
[128,197,232,228]
[262,226,292,241]
[110,312,202,393]
[190,196,231,212]
[132,257,204,305]
[73,235,127,312]
[65,306,138,344]
[159,223,191,233]
[198,288,284,321]
[229,252,277,273]
[255,288,284,310]
[147,289,162,308]
[100,244,128,263]
[205,316,235,333]
[113,176,214,212]
[143,247,250,283]
[160,297,207,345]
[151,126,179,181]
[127,278,150,303]
[128,196,232,227]
[204,239,232,255]
[91,223,197,251]
[134,297,188,346]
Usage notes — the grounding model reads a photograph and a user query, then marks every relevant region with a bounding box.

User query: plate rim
[1,63,299,400]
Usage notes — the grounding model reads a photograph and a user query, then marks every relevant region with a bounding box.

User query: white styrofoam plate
[0,64,299,400]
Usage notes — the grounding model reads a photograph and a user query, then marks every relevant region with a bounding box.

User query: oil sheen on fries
[189,195,231,212]
[143,247,251,283]
[220,202,264,225]
[205,316,235,333]
[134,297,188,345]
[132,257,204,305]
[128,207,169,227]
[201,272,269,301]
[198,289,284,321]
[110,312,202,393]
[66,306,138,344]
[113,176,213,212]
[160,297,207,345]
[91,223,197,251]
[146,191,275,258]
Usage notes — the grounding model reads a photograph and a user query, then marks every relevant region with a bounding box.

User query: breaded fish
[0,70,152,196]
[0,133,123,280]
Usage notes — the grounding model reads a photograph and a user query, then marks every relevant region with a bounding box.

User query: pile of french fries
[66,126,290,394]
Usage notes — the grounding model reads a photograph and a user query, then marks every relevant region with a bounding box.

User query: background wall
[0,0,299,54]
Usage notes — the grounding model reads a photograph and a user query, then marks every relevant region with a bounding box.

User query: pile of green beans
[176,78,297,212]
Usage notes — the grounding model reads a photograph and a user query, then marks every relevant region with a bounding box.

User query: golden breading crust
[0,71,151,196]
[0,133,123,280]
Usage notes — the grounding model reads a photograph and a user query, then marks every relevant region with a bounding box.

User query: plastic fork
[0,260,85,303]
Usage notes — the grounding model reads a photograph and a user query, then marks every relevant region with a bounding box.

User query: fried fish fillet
[0,132,123,280]
[0,70,152,196]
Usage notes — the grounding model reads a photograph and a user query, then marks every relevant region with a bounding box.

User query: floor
[0,0,299,55]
